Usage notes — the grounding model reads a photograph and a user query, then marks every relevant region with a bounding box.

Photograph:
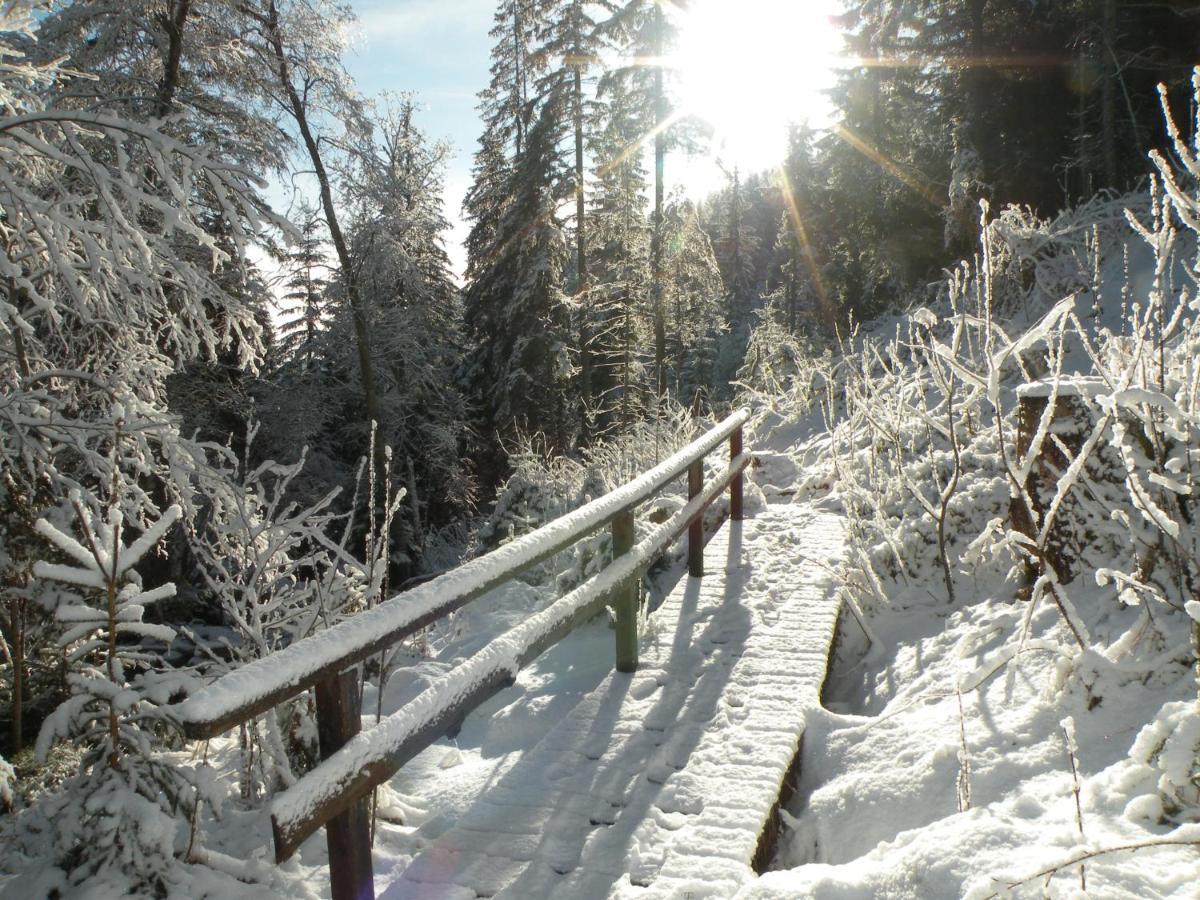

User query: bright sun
[674,0,843,174]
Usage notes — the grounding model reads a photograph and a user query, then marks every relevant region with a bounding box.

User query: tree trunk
[9,603,24,753]
[788,239,799,334]
[154,0,192,118]
[729,168,742,324]
[966,0,988,187]
[574,58,592,437]
[652,2,666,399]
[1100,0,1118,189]
[512,0,526,157]
[265,1,385,476]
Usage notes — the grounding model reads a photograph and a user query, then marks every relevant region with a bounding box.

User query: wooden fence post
[687,460,704,577]
[612,508,638,673]
[730,426,744,522]
[314,670,374,900]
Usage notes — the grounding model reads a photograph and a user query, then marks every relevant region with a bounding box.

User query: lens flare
[674,0,842,172]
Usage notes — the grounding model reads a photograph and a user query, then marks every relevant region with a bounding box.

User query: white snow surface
[173,410,749,728]
[375,501,844,899]
[190,403,1197,900]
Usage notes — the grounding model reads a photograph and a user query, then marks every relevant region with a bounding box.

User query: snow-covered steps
[380,503,845,900]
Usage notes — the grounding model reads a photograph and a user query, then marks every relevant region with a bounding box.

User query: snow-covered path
[379,502,845,900]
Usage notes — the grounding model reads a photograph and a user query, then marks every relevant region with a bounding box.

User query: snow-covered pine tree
[586,69,653,434]
[19,485,220,894]
[275,206,330,373]
[661,195,725,408]
[464,0,575,488]
[530,0,604,434]
[337,96,474,561]
[597,0,687,398]
[710,166,762,396]
[773,124,821,334]
[240,0,390,478]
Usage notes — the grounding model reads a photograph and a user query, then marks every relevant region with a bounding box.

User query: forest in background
[2,0,1200,895]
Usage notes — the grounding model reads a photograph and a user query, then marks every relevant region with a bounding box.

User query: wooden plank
[177,410,751,740]
[313,671,374,900]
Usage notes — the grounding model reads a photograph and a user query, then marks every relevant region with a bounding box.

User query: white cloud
[353,0,492,44]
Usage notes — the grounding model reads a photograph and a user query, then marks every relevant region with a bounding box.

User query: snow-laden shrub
[1126,700,1200,824]
[0,754,14,812]
[819,70,1200,837]
[736,315,832,415]
[820,68,1200,691]
[186,424,405,801]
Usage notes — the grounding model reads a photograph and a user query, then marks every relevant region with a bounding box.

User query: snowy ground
[742,410,1200,899]
[179,409,1200,898]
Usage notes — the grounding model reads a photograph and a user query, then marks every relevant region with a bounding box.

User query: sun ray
[831,124,941,207]
[776,164,832,322]
[597,107,690,179]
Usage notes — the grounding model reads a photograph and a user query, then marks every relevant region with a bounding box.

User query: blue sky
[342,0,497,278]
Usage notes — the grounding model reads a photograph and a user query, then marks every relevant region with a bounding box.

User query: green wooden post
[687,460,704,577]
[612,508,638,673]
[730,426,744,522]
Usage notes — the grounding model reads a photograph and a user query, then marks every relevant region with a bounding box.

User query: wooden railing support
[687,460,704,577]
[612,508,638,673]
[730,426,744,522]
[314,670,374,900]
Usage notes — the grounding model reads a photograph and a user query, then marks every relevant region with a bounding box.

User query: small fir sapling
[187,423,403,801]
[18,487,225,894]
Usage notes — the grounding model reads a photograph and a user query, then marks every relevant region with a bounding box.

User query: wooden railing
[170,410,751,900]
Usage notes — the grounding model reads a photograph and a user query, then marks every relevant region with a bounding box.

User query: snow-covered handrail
[171,409,751,740]
[269,451,750,862]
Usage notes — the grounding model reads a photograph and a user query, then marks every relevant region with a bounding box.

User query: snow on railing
[171,409,750,739]
[269,453,749,860]
[169,409,750,900]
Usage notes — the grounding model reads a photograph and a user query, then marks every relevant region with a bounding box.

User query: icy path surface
[379,502,845,900]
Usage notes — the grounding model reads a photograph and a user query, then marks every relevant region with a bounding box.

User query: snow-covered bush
[1126,700,1200,824]
[185,425,406,800]
[0,754,14,813]
[818,70,1200,846]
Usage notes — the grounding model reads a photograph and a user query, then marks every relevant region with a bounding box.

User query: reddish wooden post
[730,426,744,522]
[687,460,704,577]
[313,670,374,900]
[612,508,638,673]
